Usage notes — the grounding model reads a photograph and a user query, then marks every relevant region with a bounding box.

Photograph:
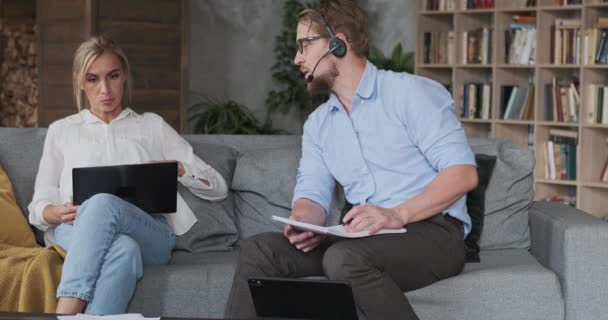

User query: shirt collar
[329,61,377,112]
[80,107,136,124]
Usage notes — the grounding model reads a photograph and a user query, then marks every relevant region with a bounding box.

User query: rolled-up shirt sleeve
[159,117,228,201]
[292,119,335,215]
[400,79,476,171]
[28,123,63,231]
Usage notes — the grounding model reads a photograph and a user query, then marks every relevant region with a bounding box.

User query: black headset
[315,10,347,58]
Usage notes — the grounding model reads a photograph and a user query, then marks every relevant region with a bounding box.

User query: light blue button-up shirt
[292,61,476,236]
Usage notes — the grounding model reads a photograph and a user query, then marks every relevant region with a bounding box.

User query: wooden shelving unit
[416,0,608,219]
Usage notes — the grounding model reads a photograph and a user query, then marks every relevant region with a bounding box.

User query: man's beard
[307,62,339,96]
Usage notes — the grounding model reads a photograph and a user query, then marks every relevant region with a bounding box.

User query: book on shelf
[512,15,537,25]
[461,82,492,120]
[544,77,580,123]
[510,0,536,8]
[505,20,536,65]
[595,29,608,65]
[462,0,495,9]
[540,130,578,184]
[601,157,608,183]
[551,19,582,65]
[425,0,456,11]
[540,129,578,181]
[500,84,534,120]
[527,126,535,149]
[553,0,581,5]
[584,83,608,125]
[582,18,608,65]
[462,28,492,64]
[424,31,455,64]
[601,160,608,183]
[601,137,608,183]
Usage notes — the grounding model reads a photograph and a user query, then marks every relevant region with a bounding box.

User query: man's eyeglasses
[296,36,325,54]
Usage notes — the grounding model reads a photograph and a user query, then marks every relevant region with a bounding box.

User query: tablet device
[72,162,177,214]
[248,277,358,320]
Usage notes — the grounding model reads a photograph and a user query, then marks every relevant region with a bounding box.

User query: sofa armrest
[529,201,608,320]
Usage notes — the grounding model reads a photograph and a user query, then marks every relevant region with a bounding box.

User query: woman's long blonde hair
[72,35,132,110]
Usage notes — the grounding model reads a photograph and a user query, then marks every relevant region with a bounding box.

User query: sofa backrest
[0,128,532,252]
[183,135,345,239]
[185,134,534,250]
[0,128,46,218]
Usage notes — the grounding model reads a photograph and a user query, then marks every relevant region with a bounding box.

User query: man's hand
[284,199,327,253]
[43,202,79,225]
[342,205,406,235]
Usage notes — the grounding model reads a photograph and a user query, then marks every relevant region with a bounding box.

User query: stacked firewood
[0,19,38,127]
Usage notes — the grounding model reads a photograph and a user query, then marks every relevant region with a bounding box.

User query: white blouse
[28,108,228,245]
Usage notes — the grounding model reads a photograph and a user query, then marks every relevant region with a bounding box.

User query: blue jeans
[55,193,175,315]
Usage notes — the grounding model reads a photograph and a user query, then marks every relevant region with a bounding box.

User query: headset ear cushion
[330,38,347,58]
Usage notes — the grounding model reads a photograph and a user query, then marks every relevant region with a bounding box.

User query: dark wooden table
[0,312,303,320]
[0,312,225,320]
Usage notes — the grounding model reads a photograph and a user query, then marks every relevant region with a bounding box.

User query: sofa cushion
[407,249,564,320]
[464,154,497,262]
[0,166,37,248]
[174,142,240,252]
[231,146,344,239]
[132,249,564,320]
[469,138,533,250]
[129,252,238,318]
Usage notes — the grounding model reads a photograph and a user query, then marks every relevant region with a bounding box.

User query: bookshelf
[416,0,608,219]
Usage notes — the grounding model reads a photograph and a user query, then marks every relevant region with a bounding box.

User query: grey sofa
[1,127,607,320]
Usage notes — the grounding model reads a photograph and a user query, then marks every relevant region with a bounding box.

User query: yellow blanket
[0,244,65,312]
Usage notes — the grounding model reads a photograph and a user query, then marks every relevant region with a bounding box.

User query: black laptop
[72,162,178,214]
[248,277,358,320]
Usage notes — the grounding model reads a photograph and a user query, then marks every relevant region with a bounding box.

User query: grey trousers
[224,214,466,320]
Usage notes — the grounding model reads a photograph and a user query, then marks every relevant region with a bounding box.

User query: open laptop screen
[72,162,177,214]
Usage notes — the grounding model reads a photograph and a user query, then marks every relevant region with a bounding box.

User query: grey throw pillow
[231,146,344,239]
[469,138,533,250]
[174,142,240,252]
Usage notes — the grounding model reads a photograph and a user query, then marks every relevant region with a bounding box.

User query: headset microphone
[306,46,336,83]
[305,10,347,83]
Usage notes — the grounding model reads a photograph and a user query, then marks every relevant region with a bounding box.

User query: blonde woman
[28,36,228,315]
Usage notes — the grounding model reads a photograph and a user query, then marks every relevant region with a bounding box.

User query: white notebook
[272,215,407,238]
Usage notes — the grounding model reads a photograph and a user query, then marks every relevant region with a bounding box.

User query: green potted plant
[189,96,278,134]
[368,43,415,74]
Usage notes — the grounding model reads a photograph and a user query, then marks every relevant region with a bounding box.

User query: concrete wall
[189,0,416,134]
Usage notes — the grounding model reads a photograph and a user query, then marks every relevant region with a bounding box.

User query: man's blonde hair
[72,35,132,110]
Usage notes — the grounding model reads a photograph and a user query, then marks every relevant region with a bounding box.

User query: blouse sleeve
[27,123,64,230]
[159,118,228,201]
